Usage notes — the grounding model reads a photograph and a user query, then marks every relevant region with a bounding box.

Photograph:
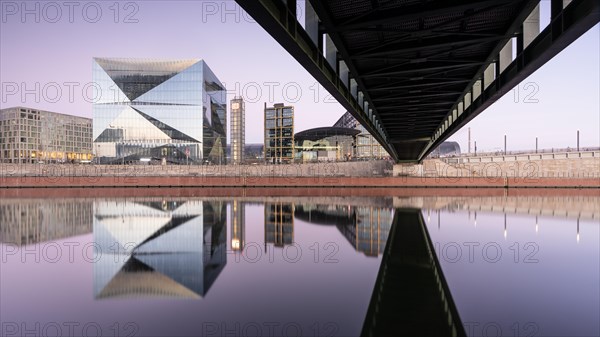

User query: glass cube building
[92,58,227,164]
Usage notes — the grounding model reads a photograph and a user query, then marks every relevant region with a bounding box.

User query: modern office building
[294,127,360,162]
[264,103,294,164]
[0,107,92,164]
[230,97,245,164]
[333,112,390,160]
[265,202,294,248]
[92,58,227,165]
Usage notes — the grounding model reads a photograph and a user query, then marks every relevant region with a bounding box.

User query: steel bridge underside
[236,0,599,162]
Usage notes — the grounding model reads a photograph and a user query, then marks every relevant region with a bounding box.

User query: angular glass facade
[294,127,359,162]
[333,112,390,160]
[93,58,226,164]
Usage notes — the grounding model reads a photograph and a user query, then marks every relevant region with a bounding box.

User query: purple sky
[1,1,598,152]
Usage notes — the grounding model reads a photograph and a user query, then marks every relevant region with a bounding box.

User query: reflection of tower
[265,202,294,248]
[231,200,245,251]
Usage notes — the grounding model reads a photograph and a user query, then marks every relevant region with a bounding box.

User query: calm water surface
[1,193,598,337]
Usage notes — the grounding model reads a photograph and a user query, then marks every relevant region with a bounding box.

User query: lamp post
[577,129,580,152]
[504,134,507,155]
[535,137,538,154]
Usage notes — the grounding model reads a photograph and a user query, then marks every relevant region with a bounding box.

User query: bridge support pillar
[473,79,482,100]
[325,34,337,69]
[350,78,358,98]
[304,1,319,45]
[339,61,349,87]
[483,63,495,89]
[499,39,513,74]
[393,163,423,177]
[524,4,540,48]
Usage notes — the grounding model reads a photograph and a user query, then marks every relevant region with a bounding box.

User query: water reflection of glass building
[265,202,294,247]
[339,207,393,256]
[295,204,393,257]
[0,199,93,245]
[93,199,227,299]
[92,58,227,165]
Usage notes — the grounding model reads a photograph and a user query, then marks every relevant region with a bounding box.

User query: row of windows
[1,130,40,138]
[265,119,293,128]
[0,150,93,160]
[1,142,91,149]
[265,149,294,158]
[265,108,294,119]
[19,113,40,120]
[0,119,41,130]
[266,129,293,137]
[1,121,91,132]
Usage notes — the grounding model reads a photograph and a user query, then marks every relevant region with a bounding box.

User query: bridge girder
[235,0,599,162]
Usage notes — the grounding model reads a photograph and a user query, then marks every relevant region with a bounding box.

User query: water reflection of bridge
[2,193,597,331]
[362,209,466,337]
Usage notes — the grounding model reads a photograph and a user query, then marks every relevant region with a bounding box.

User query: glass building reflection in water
[1,194,598,336]
[265,202,295,248]
[93,199,227,299]
[0,199,92,246]
[92,58,227,165]
[295,204,393,256]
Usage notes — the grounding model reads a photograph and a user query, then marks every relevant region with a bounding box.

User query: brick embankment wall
[2,187,599,199]
[0,160,393,178]
[1,175,598,189]
[1,159,598,188]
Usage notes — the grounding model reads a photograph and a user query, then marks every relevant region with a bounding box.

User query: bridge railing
[440,150,599,164]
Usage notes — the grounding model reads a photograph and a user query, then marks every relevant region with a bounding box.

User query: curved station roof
[295,127,361,142]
